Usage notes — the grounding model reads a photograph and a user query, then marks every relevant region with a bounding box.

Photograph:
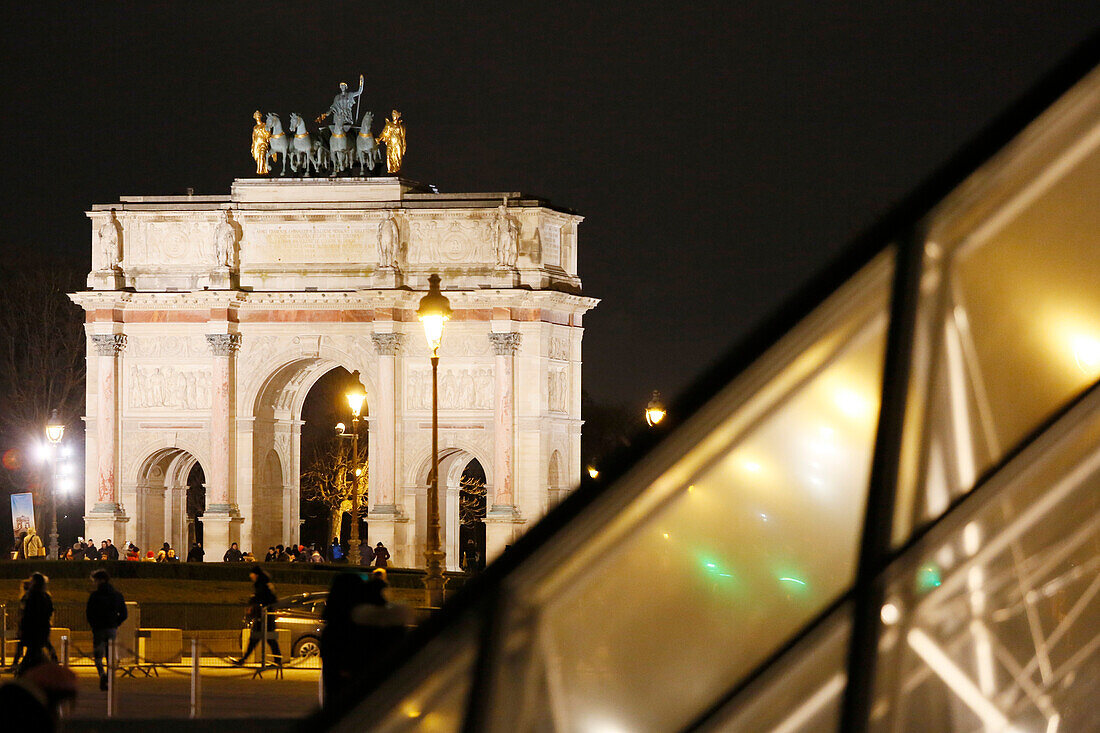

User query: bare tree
[300,434,368,542]
[459,474,486,526]
[0,262,86,499]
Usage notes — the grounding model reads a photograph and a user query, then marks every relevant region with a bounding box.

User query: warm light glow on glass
[1071,333,1100,374]
[45,412,65,444]
[587,465,599,479]
[645,390,666,427]
[345,390,366,417]
[420,314,447,354]
[417,273,453,355]
[334,422,346,434]
[880,602,900,625]
[34,443,52,463]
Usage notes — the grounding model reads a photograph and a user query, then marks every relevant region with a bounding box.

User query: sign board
[10,492,35,537]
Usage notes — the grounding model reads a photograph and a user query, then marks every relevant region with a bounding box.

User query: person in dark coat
[105,539,120,561]
[264,546,278,562]
[233,567,282,665]
[86,569,127,691]
[83,540,100,561]
[12,574,58,674]
[372,542,390,568]
[223,542,243,562]
[186,542,205,562]
[320,573,408,707]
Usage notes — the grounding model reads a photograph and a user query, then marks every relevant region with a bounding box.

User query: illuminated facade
[317,49,1100,732]
[70,179,596,564]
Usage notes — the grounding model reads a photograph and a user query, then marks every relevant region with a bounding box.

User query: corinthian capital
[205,333,242,356]
[91,334,127,357]
[489,331,522,356]
[371,332,405,356]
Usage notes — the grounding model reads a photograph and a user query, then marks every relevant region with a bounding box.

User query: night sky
[4,3,1100,411]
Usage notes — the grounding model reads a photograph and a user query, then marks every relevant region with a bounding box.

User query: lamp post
[344,389,367,565]
[645,390,667,427]
[45,410,65,559]
[418,273,452,608]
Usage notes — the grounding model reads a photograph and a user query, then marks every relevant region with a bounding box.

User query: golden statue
[376,109,406,174]
[251,110,272,175]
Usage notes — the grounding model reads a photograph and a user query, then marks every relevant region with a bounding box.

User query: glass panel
[334,616,477,733]
[700,605,851,733]
[489,251,893,732]
[873,386,1100,732]
[895,73,1100,543]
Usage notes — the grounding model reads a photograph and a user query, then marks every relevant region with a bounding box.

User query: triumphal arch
[71,178,596,567]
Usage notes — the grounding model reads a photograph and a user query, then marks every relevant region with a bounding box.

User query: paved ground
[5,659,322,723]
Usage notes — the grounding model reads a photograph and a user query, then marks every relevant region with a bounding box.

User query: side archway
[134,447,205,555]
[412,444,493,572]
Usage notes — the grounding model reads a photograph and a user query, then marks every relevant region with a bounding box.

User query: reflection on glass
[338,623,475,733]
[895,114,1100,543]
[486,254,892,732]
[874,390,1100,732]
[702,606,851,733]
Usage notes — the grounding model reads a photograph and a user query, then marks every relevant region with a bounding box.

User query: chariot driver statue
[317,75,365,132]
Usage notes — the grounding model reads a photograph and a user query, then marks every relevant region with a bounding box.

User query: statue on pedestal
[213,210,236,268]
[99,209,120,270]
[493,199,519,269]
[377,110,406,174]
[377,210,400,269]
[251,111,271,175]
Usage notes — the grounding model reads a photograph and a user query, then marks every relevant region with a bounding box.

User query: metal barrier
[7,620,322,719]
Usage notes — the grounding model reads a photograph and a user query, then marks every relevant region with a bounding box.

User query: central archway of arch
[244,356,368,555]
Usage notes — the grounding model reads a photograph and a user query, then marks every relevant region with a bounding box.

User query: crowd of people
[1,560,412,726]
[10,534,398,569]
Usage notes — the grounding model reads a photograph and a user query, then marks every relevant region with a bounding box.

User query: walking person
[22,528,45,559]
[321,572,409,707]
[186,542,205,562]
[330,537,345,563]
[86,569,127,691]
[460,539,481,575]
[233,567,282,666]
[15,573,58,674]
[223,542,243,562]
[372,541,390,568]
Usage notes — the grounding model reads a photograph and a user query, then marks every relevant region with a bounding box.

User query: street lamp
[645,390,667,427]
[343,387,367,565]
[418,273,452,608]
[45,409,65,559]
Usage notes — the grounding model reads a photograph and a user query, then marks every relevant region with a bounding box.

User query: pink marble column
[204,334,240,510]
[91,334,126,509]
[370,332,403,508]
[489,332,521,508]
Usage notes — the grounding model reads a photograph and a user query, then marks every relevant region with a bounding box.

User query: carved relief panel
[406,366,494,411]
[128,366,213,410]
[548,365,569,413]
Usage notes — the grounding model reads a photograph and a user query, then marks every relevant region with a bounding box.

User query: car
[269,591,327,657]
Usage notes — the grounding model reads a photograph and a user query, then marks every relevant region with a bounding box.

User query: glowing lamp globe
[346,390,367,418]
[417,274,453,355]
[645,391,667,427]
[45,410,65,444]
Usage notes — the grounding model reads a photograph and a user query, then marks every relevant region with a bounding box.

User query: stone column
[203,333,241,558]
[486,332,522,562]
[368,332,403,563]
[86,334,129,544]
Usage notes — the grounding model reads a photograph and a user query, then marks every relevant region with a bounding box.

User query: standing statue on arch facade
[376,110,406,174]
